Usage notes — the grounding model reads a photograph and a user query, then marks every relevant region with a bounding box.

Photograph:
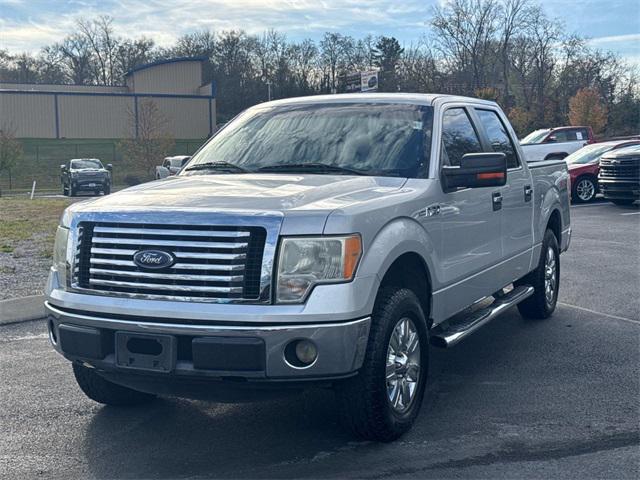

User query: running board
[430,285,534,348]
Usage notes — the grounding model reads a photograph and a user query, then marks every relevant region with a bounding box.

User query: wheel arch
[378,252,433,327]
[547,208,562,245]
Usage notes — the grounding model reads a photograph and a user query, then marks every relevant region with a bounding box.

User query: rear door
[473,107,533,281]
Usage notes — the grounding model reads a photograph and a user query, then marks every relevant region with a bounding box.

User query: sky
[1,0,639,65]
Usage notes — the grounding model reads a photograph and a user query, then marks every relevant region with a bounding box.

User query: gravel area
[0,234,56,300]
[0,195,85,300]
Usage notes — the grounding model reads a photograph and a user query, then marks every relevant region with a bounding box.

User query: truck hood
[69,174,408,214]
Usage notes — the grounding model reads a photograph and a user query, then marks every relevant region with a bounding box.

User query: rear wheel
[336,287,428,442]
[572,176,596,203]
[73,363,156,406]
[516,229,559,319]
[69,185,76,197]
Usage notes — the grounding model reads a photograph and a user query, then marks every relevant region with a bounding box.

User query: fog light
[295,340,317,365]
[284,339,318,368]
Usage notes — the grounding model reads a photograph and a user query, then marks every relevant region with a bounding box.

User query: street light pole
[261,76,272,102]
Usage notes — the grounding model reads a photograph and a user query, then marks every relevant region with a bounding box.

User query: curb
[0,295,45,326]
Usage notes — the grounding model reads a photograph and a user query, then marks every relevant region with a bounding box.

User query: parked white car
[155,155,190,179]
[520,126,594,162]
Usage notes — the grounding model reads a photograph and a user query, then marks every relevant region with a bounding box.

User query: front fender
[357,216,437,289]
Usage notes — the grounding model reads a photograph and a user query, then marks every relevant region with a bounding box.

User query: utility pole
[261,76,272,102]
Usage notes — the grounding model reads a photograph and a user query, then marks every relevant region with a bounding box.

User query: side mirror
[60,164,66,171]
[441,152,507,190]
[106,164,113,171]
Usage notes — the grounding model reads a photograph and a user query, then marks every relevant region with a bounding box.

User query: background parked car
[60,158,112,196]
[520,126,594,162]
[156,155,190,179]
[598,145,640,205]
[566,139,640,203]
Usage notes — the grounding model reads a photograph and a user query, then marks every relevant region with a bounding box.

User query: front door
[434,106,504,320]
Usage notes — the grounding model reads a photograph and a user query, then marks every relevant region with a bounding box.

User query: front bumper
[598,179,640,200]
[45,302,371,382]
[72,178,109,190]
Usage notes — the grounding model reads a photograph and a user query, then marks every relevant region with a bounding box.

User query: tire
[336,287,429,442]
[515,229,560,319]
[611,199,635,206]
[103,185,111,195]
[62,185,68,196]
[69,185,76,197]
[572,176,597,203]
[72,363,156,406]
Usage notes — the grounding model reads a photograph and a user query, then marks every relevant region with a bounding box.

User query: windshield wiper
[256,162,368,175]
[184,161,251,173]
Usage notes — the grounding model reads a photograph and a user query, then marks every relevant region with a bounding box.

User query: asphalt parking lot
[1,200,638,479]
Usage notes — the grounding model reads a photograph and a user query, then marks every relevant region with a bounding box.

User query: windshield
[182,103,433,178]
[565,144,614,165]
[521,129,551,145]
[71,159,103,169]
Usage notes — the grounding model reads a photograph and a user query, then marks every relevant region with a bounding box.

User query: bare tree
[0,126,23,194]
[432,0,501,92]
[56,34,93,84]
[119,100,175,177]
[77,16,120,85]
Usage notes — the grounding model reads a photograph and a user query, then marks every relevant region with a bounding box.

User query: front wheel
[103,184,111,195]
[573,177,596,203]
[73,363,156,406]
[336,287,428,442]
[515,229,559,319]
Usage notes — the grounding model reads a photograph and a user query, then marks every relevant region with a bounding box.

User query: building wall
[58,95,133,139]
[0,82,127,94]
[127,61,202,95]
[0,59,215,140]
[0,92,56,137]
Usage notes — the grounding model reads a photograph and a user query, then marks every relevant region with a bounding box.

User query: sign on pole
[360,71,378,92]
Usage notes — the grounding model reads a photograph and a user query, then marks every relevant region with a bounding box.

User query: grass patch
[0,197,74,257]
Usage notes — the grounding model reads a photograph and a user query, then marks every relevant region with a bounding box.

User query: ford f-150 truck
[46,94,571,442]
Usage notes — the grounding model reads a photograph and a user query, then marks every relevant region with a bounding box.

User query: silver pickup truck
[46,94,571,442]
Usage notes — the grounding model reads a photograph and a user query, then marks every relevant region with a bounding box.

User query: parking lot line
[558,302,639,325]
[620,211,640,216]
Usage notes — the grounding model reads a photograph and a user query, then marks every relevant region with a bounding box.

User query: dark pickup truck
[598,145,640,205]
[61,158,112,197]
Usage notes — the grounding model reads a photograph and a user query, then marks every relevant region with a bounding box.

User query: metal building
[0,57,216,140]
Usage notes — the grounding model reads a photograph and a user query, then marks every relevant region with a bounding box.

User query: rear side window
[475,109,519,169]
[441,108,482,166]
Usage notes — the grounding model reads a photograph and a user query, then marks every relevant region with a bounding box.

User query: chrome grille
[599,159,640,179]
[74,222,266,301]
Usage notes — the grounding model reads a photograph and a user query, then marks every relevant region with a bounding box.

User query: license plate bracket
[115,332,176,373]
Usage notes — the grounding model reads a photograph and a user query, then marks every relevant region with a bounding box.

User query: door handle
[524,185,532,202]
[492,192,503,211]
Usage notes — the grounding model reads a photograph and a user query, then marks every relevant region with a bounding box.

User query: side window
[441,108,483,166]
[476,109,519,169]
[575,129,588,141]
[553,130,572,142]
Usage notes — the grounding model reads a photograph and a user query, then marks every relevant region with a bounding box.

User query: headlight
[276,235,362,303]
[60,208,73,228]
[53,226,70,287]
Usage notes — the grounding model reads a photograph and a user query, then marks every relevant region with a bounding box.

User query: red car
[566,140,640,202]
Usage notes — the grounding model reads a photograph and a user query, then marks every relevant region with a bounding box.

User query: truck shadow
[79,309,558,478]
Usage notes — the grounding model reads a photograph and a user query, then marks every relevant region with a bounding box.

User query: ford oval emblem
[133,250,175,270]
